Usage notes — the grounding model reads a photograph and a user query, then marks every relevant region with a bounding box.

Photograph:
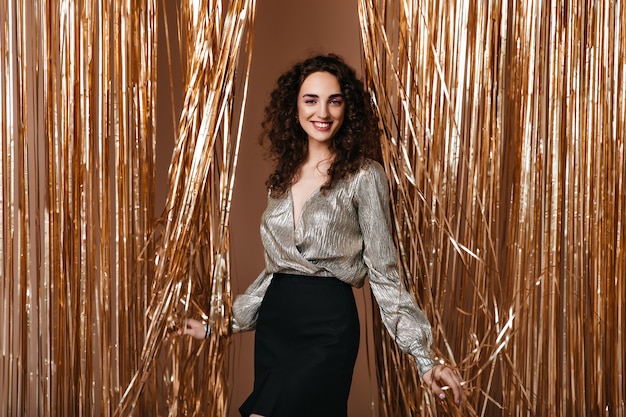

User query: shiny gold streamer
[1,0,254,416]
[4,0,624,415]
[1,0,157,415]
[359,0,625,415]
[115,0,255,416]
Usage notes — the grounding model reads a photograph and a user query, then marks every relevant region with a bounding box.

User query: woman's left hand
[422,364,463,406]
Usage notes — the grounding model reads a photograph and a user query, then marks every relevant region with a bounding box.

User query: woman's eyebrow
[301,93,344,98]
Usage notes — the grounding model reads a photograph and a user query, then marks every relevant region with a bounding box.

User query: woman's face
[296,71,345,147]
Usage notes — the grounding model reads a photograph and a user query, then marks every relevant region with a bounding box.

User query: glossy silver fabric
[232,160,437,377]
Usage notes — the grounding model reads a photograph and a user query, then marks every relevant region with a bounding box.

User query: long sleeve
[231,269,273,332]
[354,162,438,377]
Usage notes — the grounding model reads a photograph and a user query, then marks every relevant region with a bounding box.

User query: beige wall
[157,1,378,415]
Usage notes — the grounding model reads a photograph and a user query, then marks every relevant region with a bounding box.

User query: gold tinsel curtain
[358,0,625,415]
[0,0,254,416]
[116,0,255,415]
[3,0,625,416]
[1,0,158,415]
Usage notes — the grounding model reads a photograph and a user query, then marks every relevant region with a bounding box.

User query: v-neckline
[290,186,321,231]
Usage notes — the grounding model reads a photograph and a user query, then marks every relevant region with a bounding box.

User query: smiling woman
[183,54,463,417]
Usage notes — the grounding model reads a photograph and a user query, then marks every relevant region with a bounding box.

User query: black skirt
[239,273,360,417]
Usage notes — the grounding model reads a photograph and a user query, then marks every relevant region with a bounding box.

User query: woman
[184,54,463,416]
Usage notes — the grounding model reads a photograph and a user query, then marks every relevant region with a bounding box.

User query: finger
[185,318,202,329]
[182,319,200,336]
[182,319,192,331]
[441,378,462,405]
[439,369,463,405]
[426,367,447,400]
[181,322,193,336]
[449,377,463,406]
[429,378,446,400]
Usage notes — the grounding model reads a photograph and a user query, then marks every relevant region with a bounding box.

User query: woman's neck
[305,141,334,166]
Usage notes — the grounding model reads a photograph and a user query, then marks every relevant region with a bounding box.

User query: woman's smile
[312,121,332,130]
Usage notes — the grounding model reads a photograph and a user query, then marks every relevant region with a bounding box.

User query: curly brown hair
[260,54,382,197]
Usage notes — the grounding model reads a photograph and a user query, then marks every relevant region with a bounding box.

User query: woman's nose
[318,103,329,118]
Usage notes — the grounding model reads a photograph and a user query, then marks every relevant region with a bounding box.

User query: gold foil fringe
[3,0,624,416]
[358,0,625,415]
[2,0,158,415]
[116,0,256,416]
[0,0,255,416]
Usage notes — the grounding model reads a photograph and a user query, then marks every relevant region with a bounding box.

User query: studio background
[2,0,624,416]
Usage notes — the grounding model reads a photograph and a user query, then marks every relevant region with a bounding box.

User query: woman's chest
[263,186,359,242]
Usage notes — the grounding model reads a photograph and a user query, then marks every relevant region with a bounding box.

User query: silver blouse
[232,159,437,377]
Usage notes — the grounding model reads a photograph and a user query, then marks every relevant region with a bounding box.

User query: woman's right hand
[181,318,210,340]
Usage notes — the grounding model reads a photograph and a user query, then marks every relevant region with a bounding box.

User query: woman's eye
[330,99,343,105]
[305,99,317,104]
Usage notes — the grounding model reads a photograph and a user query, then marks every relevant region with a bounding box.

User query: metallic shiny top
[232,160,437,376]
